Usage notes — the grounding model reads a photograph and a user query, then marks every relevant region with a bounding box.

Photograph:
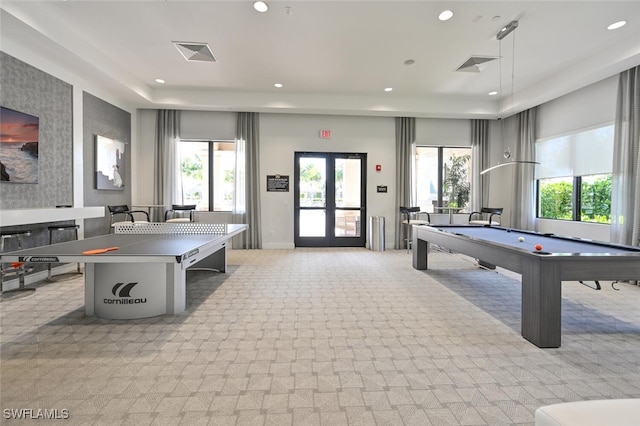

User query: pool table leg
[412,232,428,270]
[521,260,562,348]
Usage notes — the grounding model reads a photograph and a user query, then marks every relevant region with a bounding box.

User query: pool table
[412,225,640,348]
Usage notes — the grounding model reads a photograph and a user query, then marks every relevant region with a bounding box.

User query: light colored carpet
[2,248,640,425]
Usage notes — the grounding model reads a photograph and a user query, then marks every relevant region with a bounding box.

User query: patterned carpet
[2,248,640,425]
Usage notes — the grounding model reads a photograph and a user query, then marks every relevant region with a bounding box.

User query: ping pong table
[0,222,247,320]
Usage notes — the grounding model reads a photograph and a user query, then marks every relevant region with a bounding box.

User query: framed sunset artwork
[0,106,39,184]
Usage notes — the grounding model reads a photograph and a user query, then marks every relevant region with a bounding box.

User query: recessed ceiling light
[488,91,498,96]
[438,10,454,21]
[274,83,283,88]
[607,20,627,30]
[253,1,268,13]
[384,87,393,92]
[155,78,165,84]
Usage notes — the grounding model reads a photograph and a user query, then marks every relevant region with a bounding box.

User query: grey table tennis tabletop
[1,233,230,264]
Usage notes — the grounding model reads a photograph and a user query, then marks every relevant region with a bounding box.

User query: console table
[0,207,105,227]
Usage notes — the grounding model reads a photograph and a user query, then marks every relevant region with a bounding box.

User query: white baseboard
[260,243,295,250]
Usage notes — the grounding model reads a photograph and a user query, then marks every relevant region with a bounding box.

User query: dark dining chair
[400,206,431,252]
[164,204,196,223]
[468,207,503,226]
[107,205,150,232]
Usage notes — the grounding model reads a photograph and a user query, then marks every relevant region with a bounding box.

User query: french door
[294,152,367,247]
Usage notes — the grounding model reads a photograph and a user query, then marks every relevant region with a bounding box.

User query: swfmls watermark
[3,408,69,420]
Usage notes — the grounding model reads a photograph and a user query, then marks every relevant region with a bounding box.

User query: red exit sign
[319,130,332,139]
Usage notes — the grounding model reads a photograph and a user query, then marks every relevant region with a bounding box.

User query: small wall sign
[267,174,289,192]
[376,185,388,193]
[319,130,332,139]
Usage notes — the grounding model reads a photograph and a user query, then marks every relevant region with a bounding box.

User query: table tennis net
[114,222,229,235]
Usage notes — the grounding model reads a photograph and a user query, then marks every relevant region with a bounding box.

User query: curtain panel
[471,119,490,212]
[611,66,640,247]
[233,112,262,249]
[510,107,537,230]
[395,117,416,249]
[154,110,181,209]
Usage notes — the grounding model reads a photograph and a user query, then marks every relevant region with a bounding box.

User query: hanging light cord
[481,22,539,175]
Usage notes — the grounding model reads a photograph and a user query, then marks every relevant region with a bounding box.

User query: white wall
[136,111,477,249]
[260,113,396,249]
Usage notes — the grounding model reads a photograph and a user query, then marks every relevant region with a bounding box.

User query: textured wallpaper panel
[0,52,73,209]
[83,91,132,237]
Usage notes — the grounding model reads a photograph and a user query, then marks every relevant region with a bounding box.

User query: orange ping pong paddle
[83,246,119,255]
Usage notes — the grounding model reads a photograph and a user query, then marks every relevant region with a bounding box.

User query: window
[535,125,613,223]
[415,146,472,212]
[177,140,235,211]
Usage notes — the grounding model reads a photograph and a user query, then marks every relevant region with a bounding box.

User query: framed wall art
[95,134,126,190]
[0,106,39,184]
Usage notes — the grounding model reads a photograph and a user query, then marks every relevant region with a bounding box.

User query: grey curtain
[233,112,262,249]
[611,66,640,247]
[510,107,537,230]
[395,117,415,249]
[471,119,490,212]
[154,110,180,220]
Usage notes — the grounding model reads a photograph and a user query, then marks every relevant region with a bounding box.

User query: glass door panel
[335,210,361,237]
[295,152,366,247]
[335,158,361,208]
[299,157,326,208]
[300,210,326,237]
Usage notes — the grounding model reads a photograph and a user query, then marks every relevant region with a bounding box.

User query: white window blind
[535,125,614,179]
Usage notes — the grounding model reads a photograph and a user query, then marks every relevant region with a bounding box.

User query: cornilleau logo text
[103,282,147,304]
[22,256,60,263]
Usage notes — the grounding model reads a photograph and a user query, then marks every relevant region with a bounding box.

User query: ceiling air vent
[456,56,497,73]
[173,41,217,62]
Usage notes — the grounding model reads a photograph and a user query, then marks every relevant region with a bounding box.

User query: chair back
[107,205,134,231]
[480,207,503,215]
[171,204,197,211]
[107,205,150,231]
[469,207,503,225]
[165,204,196,222]
[400,206,421,214]
[108,205,130,214]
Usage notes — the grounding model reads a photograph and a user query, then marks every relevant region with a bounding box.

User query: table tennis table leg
[166,263,186,315]
[188,245,227,272]
[84,263,95,316]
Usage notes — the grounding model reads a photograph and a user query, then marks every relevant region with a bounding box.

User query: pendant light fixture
[481,20,539,175]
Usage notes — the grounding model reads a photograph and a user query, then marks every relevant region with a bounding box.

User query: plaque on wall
[267,175,289,192]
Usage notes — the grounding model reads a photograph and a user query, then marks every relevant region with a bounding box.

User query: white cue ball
[518,237,525,242]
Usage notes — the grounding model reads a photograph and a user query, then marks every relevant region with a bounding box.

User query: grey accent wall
[0,52,73,209]
[83,91,131,237]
